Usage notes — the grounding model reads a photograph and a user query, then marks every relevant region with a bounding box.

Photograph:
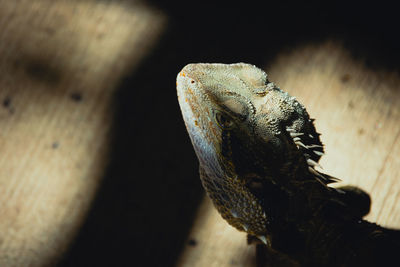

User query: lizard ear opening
[215,111,234,129]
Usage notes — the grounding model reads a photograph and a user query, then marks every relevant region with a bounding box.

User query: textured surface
[177,41,400,266]
[0,1,165,266]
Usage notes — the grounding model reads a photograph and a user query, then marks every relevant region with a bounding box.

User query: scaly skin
[177,63,400,266]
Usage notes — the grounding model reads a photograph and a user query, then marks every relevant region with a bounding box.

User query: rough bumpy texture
[177,63,400,266]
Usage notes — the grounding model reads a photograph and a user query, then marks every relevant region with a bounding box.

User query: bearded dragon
[176,63,400,266]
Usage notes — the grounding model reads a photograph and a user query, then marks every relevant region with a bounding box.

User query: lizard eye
[215,112,234,129]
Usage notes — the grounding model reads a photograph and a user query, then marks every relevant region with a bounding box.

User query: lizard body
[177,63,400,266]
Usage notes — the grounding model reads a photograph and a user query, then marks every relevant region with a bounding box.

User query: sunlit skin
[177,63,332,239]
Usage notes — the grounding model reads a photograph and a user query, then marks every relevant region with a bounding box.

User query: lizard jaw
[177,68,227,180]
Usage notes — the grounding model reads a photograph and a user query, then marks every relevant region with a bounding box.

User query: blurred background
[0,0,399,266]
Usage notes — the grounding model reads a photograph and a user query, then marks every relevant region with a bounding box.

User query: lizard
[176,63,400,267]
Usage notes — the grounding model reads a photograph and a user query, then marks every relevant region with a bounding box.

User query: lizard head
[177,63,331,238]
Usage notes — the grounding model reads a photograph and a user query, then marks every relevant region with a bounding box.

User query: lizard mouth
[177,68,227,179]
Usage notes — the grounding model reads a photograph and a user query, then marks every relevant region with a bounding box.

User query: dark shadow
[59,1,400,267]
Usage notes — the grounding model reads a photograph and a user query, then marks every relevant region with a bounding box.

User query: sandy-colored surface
[0,1,165,265]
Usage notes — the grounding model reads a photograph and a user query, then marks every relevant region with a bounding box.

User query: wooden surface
[0,1,165,266]
[178,41,400,266]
